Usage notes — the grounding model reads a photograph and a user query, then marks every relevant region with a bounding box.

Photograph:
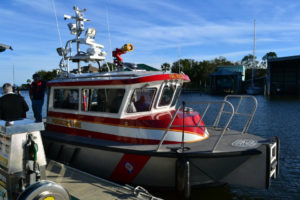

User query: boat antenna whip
[51,0,66,72]
[112,43,134,70]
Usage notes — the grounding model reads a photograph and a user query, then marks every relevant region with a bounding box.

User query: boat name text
[51,118,82,128]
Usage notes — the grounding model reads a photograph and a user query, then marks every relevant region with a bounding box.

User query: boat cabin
[47,72,189,119]
[45,72,209,145]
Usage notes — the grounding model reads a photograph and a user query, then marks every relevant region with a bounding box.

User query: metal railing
[155,95,258,152]
[223,95,258,134]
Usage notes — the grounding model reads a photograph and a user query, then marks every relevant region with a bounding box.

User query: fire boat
[42,6,279,198]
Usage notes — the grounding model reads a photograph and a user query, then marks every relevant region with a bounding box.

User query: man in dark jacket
[0,83,29,126]
[29,74,46,122]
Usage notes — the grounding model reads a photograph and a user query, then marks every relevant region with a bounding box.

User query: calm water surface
[10,91,300,199]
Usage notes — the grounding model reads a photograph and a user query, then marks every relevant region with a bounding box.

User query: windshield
[127,88,157,113]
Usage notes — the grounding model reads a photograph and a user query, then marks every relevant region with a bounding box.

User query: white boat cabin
[47,71,189,119]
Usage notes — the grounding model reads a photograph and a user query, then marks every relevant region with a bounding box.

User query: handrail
[211,101,234,152]
[155,105,182,152]
[186,101,234,152]
[155,100,235,152]
[224,95,258,134]
[155,95,258,153]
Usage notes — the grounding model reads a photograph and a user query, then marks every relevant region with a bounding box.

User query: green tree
[35,70,57,82]
[161,63,170,72]
[170,57,236,89]
[241,54,258,69]
[171,59,194,77]
[262,51,277,60]
[261,52,277,68]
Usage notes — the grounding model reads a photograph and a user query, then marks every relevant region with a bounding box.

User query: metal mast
[252,19,256,87]
[13,64,15,87]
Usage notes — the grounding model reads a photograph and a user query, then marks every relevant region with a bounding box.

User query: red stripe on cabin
[110,154,151,183]
[47,111,206,136]
[46,123,180,144]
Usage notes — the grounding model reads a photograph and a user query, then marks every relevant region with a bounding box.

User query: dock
[46,160,162,200]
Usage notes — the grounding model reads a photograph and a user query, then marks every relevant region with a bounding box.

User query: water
[4,90,300,199]
[174,93,300,200]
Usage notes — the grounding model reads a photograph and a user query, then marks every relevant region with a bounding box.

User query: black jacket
[30,81,46,100]
[0,93,29,121]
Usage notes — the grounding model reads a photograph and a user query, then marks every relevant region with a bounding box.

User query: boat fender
[17,180,70,200]
[23,134,41,187]
[176,158,191,199]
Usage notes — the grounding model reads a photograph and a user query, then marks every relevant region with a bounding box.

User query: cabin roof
[268,55,300,63]
[48,71,190,87]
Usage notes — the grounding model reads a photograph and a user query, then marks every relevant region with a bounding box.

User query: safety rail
[155,95,258,153]
[223,95,258,134]
[156,100,235,152]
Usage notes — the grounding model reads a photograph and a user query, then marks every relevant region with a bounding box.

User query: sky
[1,0,300,85]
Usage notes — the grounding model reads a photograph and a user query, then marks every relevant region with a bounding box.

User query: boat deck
[46,160,162,200]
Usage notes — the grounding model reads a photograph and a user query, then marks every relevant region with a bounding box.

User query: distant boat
[246,20,263,95]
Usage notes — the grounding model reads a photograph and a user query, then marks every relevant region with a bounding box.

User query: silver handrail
[155,100,235,152]
[155,95,258,152]
[155,105,182,152]
[224,95,258,134]
[186,101,235,152]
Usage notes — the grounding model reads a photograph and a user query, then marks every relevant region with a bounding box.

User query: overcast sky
[1,0,300,85]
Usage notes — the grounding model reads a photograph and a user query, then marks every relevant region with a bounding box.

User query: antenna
[252,19,256,87]
[12,64,15,87]
[51,0,63,49]
[104,0,113,63]
[51,0,66,72]
[178,44,181,73]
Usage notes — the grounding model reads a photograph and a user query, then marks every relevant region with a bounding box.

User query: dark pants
[32,99,44,122]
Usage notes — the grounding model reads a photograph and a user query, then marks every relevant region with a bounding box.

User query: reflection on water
[5,90,300,199]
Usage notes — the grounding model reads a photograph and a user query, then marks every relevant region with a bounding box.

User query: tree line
[161,52,277,89]
[19,52,277,90]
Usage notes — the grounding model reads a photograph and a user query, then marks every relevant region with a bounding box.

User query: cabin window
[171,86,182,107]
[158,84,176,107]
[82,88,125,113]
[127,88,156,113]
[53,88,79,110]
